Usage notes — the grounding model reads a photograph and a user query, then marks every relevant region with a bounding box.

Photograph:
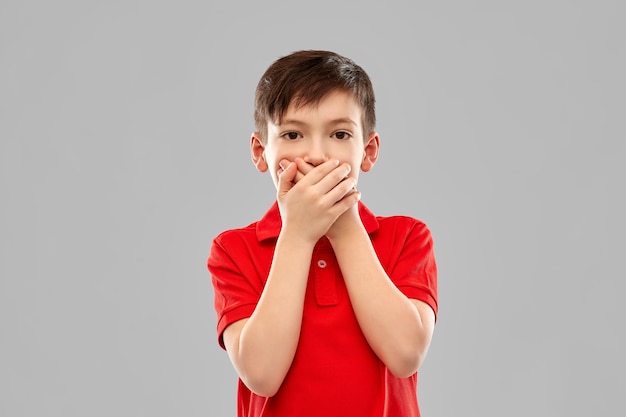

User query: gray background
[1,0,624,416]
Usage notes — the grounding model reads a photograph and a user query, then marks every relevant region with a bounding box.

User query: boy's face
[251,89,379,189]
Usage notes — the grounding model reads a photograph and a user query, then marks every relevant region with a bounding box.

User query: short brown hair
[254,50,376,142]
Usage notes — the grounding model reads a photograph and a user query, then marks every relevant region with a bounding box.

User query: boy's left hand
[277,158,362,239]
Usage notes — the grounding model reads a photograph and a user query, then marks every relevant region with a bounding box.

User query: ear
[361,132,380,172]
[250,132,268,172]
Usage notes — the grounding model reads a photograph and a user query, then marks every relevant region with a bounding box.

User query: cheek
[349,155,363,173]
[345,163,360,183]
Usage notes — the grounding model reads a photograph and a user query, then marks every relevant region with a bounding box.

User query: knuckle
[332,170,345,182]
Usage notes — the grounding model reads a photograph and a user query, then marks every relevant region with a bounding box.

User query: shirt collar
[256,200,380,242]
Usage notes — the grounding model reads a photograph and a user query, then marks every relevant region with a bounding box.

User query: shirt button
[317,260,327,268]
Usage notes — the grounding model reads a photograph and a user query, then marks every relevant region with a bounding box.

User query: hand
[276,157,311,183]
[277,157,356,191]
[276,158,360,244]
[287,158,363,241]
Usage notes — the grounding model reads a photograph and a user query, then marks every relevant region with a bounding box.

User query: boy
[208,50,438,417]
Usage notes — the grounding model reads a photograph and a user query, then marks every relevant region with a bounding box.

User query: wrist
[326,213,365,244]
[278,225,319,249]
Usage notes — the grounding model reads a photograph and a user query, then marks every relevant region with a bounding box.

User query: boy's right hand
[276,159,359,244]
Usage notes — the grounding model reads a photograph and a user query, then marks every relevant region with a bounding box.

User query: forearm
[235,231,313,396]
[329,224,431,377]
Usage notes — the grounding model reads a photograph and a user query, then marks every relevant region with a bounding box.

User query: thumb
[277,162,297,195]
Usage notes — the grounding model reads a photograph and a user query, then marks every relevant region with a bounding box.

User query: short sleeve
[389,221,438,319]
[207,235,261,349]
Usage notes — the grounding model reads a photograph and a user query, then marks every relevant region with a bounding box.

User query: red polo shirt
[208,201,438,417]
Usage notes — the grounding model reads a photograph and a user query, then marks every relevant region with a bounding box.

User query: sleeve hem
[398,286,438,321]
[216,304,257,350]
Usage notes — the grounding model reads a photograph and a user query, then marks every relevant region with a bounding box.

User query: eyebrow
[280,117,358,127]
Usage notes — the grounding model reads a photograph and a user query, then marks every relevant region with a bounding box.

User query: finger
[280,158,306,183]
[315,163,353,193]
[337,188,361,206]
[322,177,358,206]
[297,159,342,186]
[326,188,361,219]
[278,159,291,171]
[293,157,315,176]
[277,162,297,196]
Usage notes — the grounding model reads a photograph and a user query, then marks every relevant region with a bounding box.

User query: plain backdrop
[1,1,624,416]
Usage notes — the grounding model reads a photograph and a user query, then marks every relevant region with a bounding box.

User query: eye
[282,132,301,140]
[332,131,352,140]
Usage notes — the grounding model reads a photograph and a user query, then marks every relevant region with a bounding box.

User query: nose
[303,139,327,167]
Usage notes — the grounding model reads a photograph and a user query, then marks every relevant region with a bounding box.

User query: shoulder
[376,214,428,228]
[212,202,282,249]
[375,214,433,240]
[212,221,259,247]
[208,222,261,264]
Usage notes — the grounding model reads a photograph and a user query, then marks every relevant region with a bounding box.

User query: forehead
[277,90,362,126]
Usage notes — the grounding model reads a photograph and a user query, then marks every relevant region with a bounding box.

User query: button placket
[313,244,338,306]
